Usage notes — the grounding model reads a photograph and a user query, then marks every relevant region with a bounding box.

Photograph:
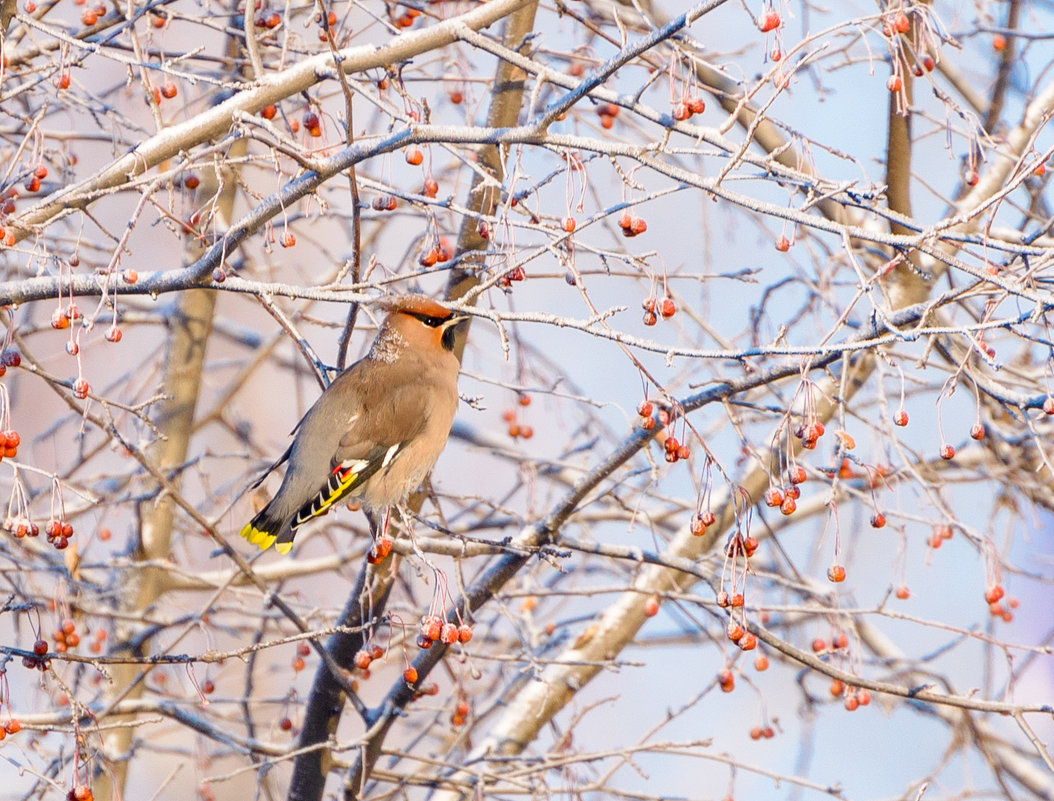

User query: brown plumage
[241,295,463,554]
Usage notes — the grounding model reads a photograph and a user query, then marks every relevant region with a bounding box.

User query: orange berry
[992,33,1007,51]
[827,564,846,582]
[405,147,423,166]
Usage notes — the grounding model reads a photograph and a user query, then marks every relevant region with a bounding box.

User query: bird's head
[380,295,465,355]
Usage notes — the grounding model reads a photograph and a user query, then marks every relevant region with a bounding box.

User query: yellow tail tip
[240,523,278,552]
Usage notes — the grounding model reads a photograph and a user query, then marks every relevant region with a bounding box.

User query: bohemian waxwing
[241,295,464,554]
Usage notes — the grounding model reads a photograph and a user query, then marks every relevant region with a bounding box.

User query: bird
[241,295,464,554]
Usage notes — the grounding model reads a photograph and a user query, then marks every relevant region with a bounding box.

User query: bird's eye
[422,316,443,328]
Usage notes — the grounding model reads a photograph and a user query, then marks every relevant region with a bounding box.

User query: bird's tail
[240,504,296,555]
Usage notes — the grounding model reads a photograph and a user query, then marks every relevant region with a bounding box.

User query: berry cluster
[749,725,776,740]
[5,517,39,539]
[416,615,472,650]
[618,211,647,237]
[830,680,872,711]
[595,102,619,130]
[45,518,75,549]
[353,643,385,674]
[502,394,533,439]
[985,583,1019,622]
[0,717,21,741]
[725,619,758,651]
[22,638,50,671]
[419,237,453,267]
[671,97,705,122]
[497,265,526,288]
[641,296,676,326]
[22,164,48,193]
[725,532,759,560]
[0,429,20,461]
[450,695,469,727]
[371,194,397,211]
[51,303,82,330]
[690,510,717,536]
[796,420,824,450]
[662,434,690,463]
[51,619,80,652]
[763,464,805,516]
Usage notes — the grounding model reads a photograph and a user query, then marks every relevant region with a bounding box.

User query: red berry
[637,401,653,418]
[1043,397,1054,415]
[644,596,660,617]
[105,326,122,343]
[827,564,846,582]
[160,82,178,99]
[73,379,89,399]
[280,232,296,247]
[739,633,757,651]
[353,650,372,670]
[659,297,676,318]
[969,423,984,440]
[561,216,576,233]
[184,174,200,189]
[403,667,418,683]
[940,444,955,460]
[758,9,780,32]
[870,512,886,528]
[780,496,796,515]
[895,585,910,600]
[886,75,902,92]
[457,624,473,643]
[775,235,791,252]
[405,147,423,166]
[992,33,1007,51]
[202,679,215,694]
[984,585,1004,604]
[893,409,909,426]
[764,487,783,507]
[788,465,807,484]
